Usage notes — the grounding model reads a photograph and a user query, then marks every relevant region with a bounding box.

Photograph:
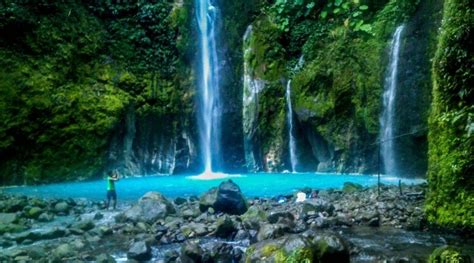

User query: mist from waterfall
[381,25,404,176]
[196,0,221,174]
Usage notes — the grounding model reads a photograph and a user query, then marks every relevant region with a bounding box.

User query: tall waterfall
[196,0,221,174]
[286,80,298,172]
[380,25,404,175]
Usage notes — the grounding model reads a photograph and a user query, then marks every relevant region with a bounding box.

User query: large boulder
[199,180,248,215]
[117,192,176,223]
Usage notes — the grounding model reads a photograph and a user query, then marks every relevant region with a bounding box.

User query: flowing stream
[196,0,221,175]
[381,25,404,176]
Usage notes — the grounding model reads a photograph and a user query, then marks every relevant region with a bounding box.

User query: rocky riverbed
[0,181,472,262]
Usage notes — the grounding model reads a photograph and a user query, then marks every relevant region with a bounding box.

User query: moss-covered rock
[426,0,474,229]
[244,233,350,263]
[0,0,197,183]
[244,235,314,263]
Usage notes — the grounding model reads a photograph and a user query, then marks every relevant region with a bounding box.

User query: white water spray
[381,25,404,176]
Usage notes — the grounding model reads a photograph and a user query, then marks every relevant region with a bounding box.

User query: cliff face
[0,0,447,183]
[0,0,199,183]
[240,0,442,175]
[426,0,474,229]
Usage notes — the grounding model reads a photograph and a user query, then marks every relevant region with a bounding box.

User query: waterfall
[242,25,264,171]
[286,80,298,172]
[285,56,304,172]
[380,25,404,176]
[196,0,221,174]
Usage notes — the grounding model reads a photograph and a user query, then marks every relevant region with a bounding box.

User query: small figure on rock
[311,190,319,199]
[105,170,120,210]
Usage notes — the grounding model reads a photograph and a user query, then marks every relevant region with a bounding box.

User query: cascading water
[380,25,404,176]
[196,0,221,175]
[285,56,304,172]
[286,80,298,172]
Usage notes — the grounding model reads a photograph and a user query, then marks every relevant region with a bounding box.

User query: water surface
[2,173,424,201]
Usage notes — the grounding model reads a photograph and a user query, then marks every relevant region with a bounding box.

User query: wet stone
[127,241,152,261]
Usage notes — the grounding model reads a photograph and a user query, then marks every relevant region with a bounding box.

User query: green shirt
[107,177,115,191]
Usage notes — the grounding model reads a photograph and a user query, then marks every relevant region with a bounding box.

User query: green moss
[426,0,474,229]
[0,1,192,184]
[261,244,281,257]
[286,248,313,263]
[247,16,286,82]
[428,246,471,263]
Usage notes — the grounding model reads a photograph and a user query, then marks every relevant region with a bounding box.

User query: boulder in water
[117,192,176,223]
[127,241,152,261]
[311,232,350,262]
[199,180,248,215]
[180,241,204,263]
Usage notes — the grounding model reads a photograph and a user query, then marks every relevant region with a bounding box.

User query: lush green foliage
[241,0,435,173]
[0,0,192,184]
[428,246,472,263]
[426,0,474,229]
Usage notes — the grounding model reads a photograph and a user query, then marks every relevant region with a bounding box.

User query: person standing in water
[105,170,120,210]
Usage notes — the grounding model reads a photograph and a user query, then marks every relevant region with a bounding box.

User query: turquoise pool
[2,172,425,201]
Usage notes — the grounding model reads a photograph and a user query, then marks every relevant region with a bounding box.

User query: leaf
[321,11,328,18]
[344,18,350,27]
[333,8,341,14]
[359,5,368,10]
[306,2,315,9]
[359,24,372,33]
[352,11,362,17]
[335,0,343,6]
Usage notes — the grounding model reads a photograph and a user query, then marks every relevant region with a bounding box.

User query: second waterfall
[196,0,222,174]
